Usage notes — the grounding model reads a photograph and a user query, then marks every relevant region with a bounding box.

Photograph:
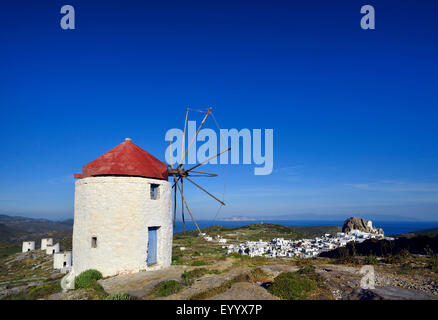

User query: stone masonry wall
[72,176,172,277]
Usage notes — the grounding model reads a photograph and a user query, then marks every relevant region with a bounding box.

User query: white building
[54,251,72,270]
[46,243,60,255]
[70,138,172,278]
[22,241,35,253]
[41,238,53,250]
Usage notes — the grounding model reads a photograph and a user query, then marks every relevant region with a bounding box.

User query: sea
[173,220,438,236]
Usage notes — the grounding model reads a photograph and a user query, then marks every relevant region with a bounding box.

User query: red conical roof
[74,138,168,180]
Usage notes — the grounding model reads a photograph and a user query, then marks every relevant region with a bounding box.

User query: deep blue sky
[0,1,437,221]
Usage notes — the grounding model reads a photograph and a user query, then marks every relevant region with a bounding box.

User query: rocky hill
[342,217,383,235]
[174,223,341,242]
[1,220,438,300]
[394,227,438,238]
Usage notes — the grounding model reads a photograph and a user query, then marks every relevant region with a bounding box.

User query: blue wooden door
[147,227,158,265]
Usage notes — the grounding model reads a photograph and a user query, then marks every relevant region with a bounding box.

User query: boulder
[342,217,384,235]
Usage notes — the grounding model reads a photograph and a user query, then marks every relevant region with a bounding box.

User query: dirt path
[315,263,438,300]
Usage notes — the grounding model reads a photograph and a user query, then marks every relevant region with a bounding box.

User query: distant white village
[22,218,394,275]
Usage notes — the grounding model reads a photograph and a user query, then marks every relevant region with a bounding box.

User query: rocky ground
[1,250,438,300]
[320,263,438,300]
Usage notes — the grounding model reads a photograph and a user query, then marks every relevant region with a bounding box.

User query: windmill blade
[172,176,181,189]
[179,108,189,166]
[186,147,231,173]
[174,178,202,234]
[184,176,225,206]
[181,178,185,232]
[177,107,211,169]
[169,128,174,169]
[187,174,218,177]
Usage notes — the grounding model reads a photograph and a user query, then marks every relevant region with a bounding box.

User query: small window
[63,261,67,267]
[91,237,97,248]
[150,184,159,200]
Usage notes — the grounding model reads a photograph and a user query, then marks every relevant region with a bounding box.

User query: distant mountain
[219,216,257,221]
[253,213,423,222]
[320,234,438,258]
[393,226,438,238]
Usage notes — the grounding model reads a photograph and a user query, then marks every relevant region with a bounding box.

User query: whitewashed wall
[72,176,172,277]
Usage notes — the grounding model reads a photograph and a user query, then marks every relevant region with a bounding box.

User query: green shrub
[150,280,182,297]
[229,252,250,259]
[74,269,103,289]
[181,271,194,286]
[105,293,133,300]
[247,268,269,283]
[268,272,316,300]
[5,281,61,300]
[364,255,378,265]
[297,265,324,283]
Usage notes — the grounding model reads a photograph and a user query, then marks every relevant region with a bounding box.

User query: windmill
[168,107,230,234]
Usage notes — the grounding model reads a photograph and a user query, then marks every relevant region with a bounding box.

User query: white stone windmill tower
[62,108,229,290]
[71,138,172,278]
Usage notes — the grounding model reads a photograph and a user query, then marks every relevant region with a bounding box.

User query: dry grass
[189,268,270,300]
